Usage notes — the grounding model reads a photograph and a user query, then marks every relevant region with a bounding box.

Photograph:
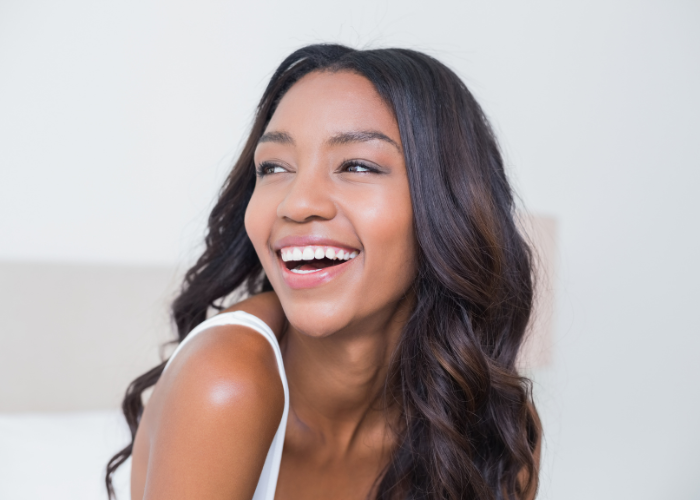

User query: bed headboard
[0,262,179,412]
[0,215,555,412]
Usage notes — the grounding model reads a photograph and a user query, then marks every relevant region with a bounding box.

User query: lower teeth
[290,268,323,274]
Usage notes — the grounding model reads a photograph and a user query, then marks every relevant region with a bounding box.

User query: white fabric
[163,311,289,500]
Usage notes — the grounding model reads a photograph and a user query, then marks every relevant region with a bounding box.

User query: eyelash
[255,160,381,177]
[256,162,286,177]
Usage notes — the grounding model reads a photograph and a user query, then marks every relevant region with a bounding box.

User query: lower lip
[278,254,358,290]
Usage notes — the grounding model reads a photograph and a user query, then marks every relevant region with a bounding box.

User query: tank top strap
[162,310,289,500]
[163,310,285,377]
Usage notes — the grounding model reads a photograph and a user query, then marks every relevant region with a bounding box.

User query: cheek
[357,187,416,294]
[244,189,274,262]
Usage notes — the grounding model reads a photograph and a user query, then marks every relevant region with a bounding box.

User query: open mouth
[279,245,359,274]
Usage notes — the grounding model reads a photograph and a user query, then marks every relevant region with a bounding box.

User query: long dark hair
[107,44,540,500]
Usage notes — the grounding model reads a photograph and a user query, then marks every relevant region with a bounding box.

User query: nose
[276,168,337,223]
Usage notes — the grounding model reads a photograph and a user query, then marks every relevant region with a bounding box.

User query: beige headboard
[0,262,180,412]
[0,215,555,412]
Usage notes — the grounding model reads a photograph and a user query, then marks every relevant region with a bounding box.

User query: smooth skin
[131,71,539,500]
[246,71,416,500]
[131,291,286,500]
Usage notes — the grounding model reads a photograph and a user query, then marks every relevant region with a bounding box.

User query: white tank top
[162,310,289,500]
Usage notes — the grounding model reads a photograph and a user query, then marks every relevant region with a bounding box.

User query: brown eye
[342,161,379,173]
[347,164,371,173]
[257,162,287,176]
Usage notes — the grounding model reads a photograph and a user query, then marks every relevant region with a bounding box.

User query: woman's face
[245,71,416,337]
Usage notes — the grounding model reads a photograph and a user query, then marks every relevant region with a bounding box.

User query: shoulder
[157,319,284,425]
[134,320,285,499]
[220,291,287,341]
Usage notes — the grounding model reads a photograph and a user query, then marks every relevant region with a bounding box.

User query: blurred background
[1,1,699,499]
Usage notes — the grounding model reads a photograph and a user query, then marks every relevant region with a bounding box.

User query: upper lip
[272,235,361,252]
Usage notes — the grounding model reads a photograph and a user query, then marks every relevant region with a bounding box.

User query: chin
[280,296,354,338]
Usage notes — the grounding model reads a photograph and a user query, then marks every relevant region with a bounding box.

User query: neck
[280,296,411,454]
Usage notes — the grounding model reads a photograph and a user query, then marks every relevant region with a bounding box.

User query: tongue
[295,258,339,271]
[298,263,321,271]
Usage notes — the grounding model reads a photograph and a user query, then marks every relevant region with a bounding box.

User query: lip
[271,235,361,290]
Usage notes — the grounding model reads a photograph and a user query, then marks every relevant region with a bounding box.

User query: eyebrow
[258,129,401,151]
[258,131,295,145]
[327,130,401,151]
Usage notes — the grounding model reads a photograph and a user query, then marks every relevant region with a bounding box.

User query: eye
[256,162,287,176]
[341,160,380,174]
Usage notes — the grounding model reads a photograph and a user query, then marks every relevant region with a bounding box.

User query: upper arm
[138,325,285,500]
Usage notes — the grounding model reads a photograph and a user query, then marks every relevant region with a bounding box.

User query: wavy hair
[107,44,540,500]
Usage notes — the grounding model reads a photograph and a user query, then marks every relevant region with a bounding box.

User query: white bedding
[0,410,132,500]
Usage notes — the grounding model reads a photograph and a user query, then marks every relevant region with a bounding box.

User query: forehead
[265,71,399,141]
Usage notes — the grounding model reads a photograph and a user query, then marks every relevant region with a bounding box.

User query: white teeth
[291,268,322,274]
[302,247,315,260]
[280,245,359,263]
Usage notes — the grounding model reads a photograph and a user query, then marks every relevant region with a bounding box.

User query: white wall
[1,1,699,499]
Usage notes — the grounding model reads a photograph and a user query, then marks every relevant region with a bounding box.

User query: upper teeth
[280,246,358,262]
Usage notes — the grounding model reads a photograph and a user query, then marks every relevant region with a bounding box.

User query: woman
[107,44,541,500]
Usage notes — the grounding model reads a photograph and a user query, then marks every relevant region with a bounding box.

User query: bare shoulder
[133,323,284,500]
[158,322,284,411]
[221,291,287,340]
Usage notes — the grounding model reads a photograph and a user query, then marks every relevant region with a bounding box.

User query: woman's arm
[134,319,284,500]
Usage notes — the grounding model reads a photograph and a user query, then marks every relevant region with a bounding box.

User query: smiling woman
[107,44,541,500]
[247,71,416,336]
